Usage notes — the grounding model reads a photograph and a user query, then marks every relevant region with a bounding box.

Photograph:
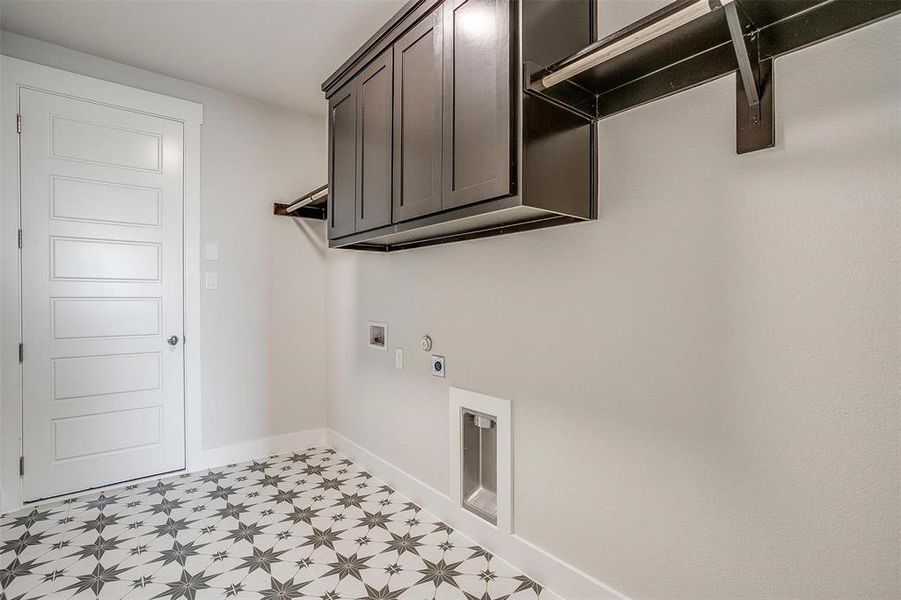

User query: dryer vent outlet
[461,410,497,525]
[450,387,511,532]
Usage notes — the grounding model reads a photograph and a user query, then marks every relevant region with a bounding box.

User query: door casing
[0,56,203,513]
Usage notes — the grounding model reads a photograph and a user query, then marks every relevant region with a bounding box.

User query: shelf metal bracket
[724,1,774,154]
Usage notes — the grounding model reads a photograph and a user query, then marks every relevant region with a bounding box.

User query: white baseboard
[190,427,326,472]
[325,428,628,600]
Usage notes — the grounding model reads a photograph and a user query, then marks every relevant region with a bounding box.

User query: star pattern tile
[0,447,560,599]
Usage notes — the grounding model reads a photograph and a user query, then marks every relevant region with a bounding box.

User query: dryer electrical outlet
[431,355,445,378]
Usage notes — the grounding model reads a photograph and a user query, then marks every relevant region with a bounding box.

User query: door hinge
[16,114,21,134]
[17,228,23,249]
[18,342,23,363]
[18,456,24,477]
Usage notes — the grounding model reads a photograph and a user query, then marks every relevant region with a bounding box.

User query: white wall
[2,8,898,599]
[1,32,329,451]
[326,14,901,600]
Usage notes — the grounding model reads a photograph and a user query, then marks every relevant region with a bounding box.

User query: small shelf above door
[273,184,328,220]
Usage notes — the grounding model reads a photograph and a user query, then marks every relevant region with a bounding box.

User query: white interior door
[20,87,185,501]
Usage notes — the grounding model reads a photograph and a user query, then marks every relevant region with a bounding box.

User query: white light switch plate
[205,272,218,290]
[395,348,403,369]
[204,242,219,261]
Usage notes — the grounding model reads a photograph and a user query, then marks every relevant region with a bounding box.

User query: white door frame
[1,57,203,513]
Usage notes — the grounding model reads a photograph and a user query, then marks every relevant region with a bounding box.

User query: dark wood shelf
[526,0,901,152]
[273,184,328,220]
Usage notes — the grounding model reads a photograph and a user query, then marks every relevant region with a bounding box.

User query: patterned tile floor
[1,447,557,600]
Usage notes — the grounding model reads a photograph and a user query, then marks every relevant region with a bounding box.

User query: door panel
[393,7,444,222]
[52,353,161,400]
[52,298,161,339]
[53,407,162,461]
[328,85,357,239]
[356,50,394,232]
[49,115,162,171]
[51,177,161,226]
[20,88,185,501]
[51,238,161,281]
[443,0,511,209]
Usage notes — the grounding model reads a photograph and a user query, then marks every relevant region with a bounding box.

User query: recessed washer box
[368,322,387,350]
[450,387,511,533]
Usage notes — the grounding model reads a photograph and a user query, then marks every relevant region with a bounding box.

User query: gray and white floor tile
[1,447,560,600]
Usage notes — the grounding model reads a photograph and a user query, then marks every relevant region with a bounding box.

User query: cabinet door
[442,0,511,209]
[393,7,444,222]
[355,50,393,232]
[328,84,357,239]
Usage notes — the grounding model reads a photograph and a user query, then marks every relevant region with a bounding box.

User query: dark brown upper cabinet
[356,50,394,232]
[322,0,597,251]
[327,84,357,239]
[392,8,443,223]
[442,0,511,209]
[328,51,394,238]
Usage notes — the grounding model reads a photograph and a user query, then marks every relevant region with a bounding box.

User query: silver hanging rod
[285,187,328,213]
[285,197,313,213]
[540,0,734,90]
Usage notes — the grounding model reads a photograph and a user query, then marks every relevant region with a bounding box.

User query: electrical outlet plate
[204,272,218,289]
[431,355,445,378]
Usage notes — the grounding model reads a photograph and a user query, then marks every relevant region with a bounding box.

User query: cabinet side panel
[521,0,596,219]
[522,0,595,67]
[522,95,595,219]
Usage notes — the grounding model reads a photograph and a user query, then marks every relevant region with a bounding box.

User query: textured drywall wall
[1,32,329,450]
[326,15,901,600]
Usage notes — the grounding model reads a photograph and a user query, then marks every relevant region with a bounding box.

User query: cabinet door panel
[356,50,393,232]
[328,85,357,239]
[393,8,443,222]
[443,0,511,209]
